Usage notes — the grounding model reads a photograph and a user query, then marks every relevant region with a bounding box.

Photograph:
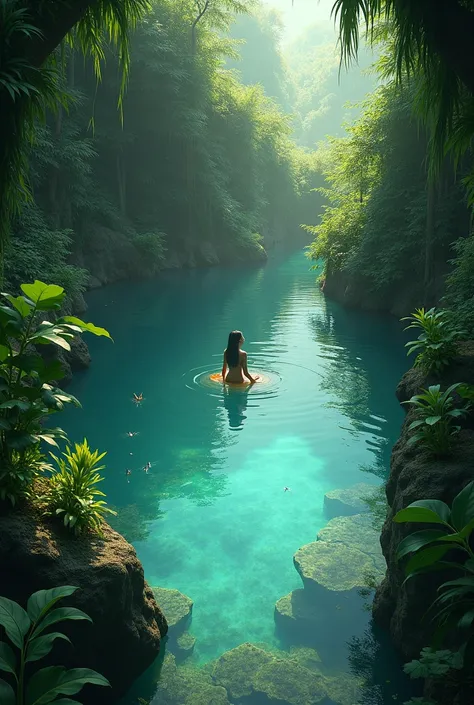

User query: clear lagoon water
[63,251,411,703]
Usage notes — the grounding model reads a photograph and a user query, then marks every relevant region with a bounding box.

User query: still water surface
[64,251,410,703]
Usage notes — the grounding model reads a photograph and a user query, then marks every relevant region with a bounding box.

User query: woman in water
[221,330,259,384]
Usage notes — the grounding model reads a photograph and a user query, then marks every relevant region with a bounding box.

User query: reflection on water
[63,251,411,704]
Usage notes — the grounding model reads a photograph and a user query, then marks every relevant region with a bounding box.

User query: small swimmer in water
[221,330,259,385]
[125,469,132,476]
[126,431,139,437]
[283,486,291,492]
[132,393,143,405]
[144,462,151,474]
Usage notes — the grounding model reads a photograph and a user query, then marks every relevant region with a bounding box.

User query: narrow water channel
[64,251,411,703]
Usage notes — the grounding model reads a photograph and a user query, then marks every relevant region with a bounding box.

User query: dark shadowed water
[64,251,412,704]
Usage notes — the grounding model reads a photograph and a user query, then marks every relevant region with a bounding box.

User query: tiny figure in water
[133,393,143,405]
[146,461,152,470]
[143,463,150,474]
[126,431,139,437]
[125,469,132,476]
[283,486,291,492]
[221,330,259,385]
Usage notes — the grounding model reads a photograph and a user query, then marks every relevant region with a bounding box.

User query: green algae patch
[212,642,273,699]
[317,513,382,557]
[176,631,196,656]
[253,657,327,704]
[152,587,193,632]
[274,589,320,628]
[294,540,375,592]
[324,483,373,518]
[155,654,231,705]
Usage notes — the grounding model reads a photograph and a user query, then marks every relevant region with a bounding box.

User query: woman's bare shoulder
[240,349,247,357]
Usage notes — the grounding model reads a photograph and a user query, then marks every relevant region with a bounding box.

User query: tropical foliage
[0,279,110,505]
[47,440,116,535]
[0,585,109,705]
[403,384,467,455]
[394,482,474,651]
[402,308,465,374]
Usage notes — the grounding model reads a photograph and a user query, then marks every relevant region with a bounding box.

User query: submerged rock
[175,631,196,659]
[294,540,376,593]
[212,642,361,705]
[274,589,320,631]
[316,513,385,573]
[155,654,231,705]
[324,483,374,519]
[151,587,193,634]
[212,642,274,700]
[0,509,166,704]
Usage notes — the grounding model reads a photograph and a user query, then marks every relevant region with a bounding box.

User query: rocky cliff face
[322,266,446,318]
[0,507,167,704]
[373,346,474,659]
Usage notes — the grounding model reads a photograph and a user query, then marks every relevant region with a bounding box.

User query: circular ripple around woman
[184,365,282,399]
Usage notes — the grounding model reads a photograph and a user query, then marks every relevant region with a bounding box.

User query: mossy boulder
[274,589,321,631]
[175,631,196,660]
[323,483,373,519]
[212,642,273,699]
[316,513,385,574]
[155,654,231,705]
[212,642,359,705]
[151,587,193,634]
[252,658,327,704]
[294,540,376,593]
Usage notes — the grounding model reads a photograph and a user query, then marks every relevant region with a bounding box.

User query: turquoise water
[64,251,410,702]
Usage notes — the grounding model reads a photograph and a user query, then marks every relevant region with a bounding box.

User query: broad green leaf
[4,430,37,451]
[9,354,44,373]
[439,576,474,589]
[3,294,33,318]
[405,545,451,576]
[0,345,9,362]
[0,400,30,411]
[394,500,451,525]
[39,360,65,383]
[31,607,91,638]
[27,586,78,623]
[60,316,112,340]
[0,641,16,675]
[26,666,109,705]
[26,633,71,663]
[0,678,15,705]
[0,419,11,430]
[20,282,65,310]
[451,482,474,532]
[32,333,71,352]
[396,530,449,560]
[425,416,442,426]
[0,597,30,649]
[458,609,474,629]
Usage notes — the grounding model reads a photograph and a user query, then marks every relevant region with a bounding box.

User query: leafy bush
[403,384,468,455]
[394,481,474,653]
[445,234,474,335]
[404,648,463,680]
[0,280,111,505]
[133,231,167,274]
[0,585,109,705]
[402,308,465,374]
[47,440,116,535]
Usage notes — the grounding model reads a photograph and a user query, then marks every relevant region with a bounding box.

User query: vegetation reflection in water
[63,253,411,704]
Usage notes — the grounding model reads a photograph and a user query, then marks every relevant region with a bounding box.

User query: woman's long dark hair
[225,330,242,368]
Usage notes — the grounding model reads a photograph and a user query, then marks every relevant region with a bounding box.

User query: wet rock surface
[323,482,373,519]
[0,509,166,704]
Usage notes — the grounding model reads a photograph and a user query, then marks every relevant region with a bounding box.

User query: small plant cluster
[0,585,109,705]
[403,307,465,374]
[394,482,474,703]
[404,383,468,455]
[0,279,114,535]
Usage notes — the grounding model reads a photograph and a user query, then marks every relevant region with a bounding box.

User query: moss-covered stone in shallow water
[151,587,193,633]
[316,513,385,574]
[212,642,274,699]
[252,658,327,704]
[294,540,376,593]
[153,654,231,705]
[324,483,373,519]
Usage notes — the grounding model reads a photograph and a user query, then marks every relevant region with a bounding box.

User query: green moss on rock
[324,483,373,519]
[253,657,327,704]
[317,513,384,561]
[151,587,193,633]
[175,631,196,659]
[294,541,376,592]
[212,642,273,699]
[155,654,230,705]
[274,589,320,628]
